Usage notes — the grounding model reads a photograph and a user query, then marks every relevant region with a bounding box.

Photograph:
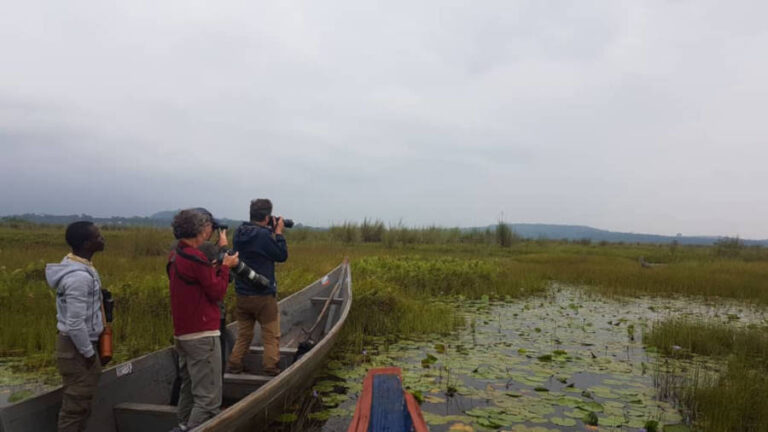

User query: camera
[101,289,114,323]
[196,242,271,290]
[218,249,271,290]
[267,216,294,230]
[212,221,228,230]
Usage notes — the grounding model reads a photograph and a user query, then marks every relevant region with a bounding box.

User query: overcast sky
[1,1,767,238]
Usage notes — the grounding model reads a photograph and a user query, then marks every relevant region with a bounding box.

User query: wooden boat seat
[243,346,298,373]
[311,296,344,306]
[248,346,299,355]
[113,402,178,432]
[223,373,273,401]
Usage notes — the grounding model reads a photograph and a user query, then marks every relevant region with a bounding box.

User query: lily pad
[550,416,577,426]
[663,425,691,432]
[276,413,298,423]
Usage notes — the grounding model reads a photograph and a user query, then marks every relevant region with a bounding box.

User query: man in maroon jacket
[168,209,239,431]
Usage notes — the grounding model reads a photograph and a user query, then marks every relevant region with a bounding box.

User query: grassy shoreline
[645,320,768,431]
[2,224,768,430]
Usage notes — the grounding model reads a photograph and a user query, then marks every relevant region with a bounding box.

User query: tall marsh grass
[3,222,768,397]
[645,320,768,431]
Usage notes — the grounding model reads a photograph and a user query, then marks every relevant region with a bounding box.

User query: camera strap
[167,246,213,286]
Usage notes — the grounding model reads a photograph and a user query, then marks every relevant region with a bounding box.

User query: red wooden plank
[404,392,428,432]
[348,367,430,432]
[347,368,403,432]
[348,371,372,432]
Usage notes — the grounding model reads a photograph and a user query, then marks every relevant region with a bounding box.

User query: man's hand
[222,251,239,268]
[83,354,96,369]
[217,229,229,248]
[275,217,285,235]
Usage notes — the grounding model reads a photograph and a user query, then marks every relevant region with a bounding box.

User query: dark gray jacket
[233,223,287,296]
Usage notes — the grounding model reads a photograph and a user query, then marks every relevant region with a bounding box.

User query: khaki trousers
[175,336,222,428]
[56,334,101,432]
[227,294,280,373]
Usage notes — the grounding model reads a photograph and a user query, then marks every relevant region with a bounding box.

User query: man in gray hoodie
[46,221,106,432]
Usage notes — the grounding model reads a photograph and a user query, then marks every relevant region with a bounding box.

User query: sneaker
[263,367,281,376]
[169,424,188,432]
[225,363,244,374]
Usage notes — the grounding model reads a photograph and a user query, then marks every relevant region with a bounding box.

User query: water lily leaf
[578,401,604,413]
[563,409,587,418]
[313,380,339,393]
[422,412,471,425]
[424,394,445,403]
[663,424,691,432]
[7,390,34,403]
[448,422,474,432]
[307,410,331,421]
[320,393,347,407]
[276,413,298,423]
[550,416,577,426]
[476,417,504,428]
[600,415,627,427]
[465,408,491,418]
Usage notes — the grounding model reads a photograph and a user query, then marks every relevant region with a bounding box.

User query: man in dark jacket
[226,199,288,376]
[46,221,106,432]
[168,209,238,431]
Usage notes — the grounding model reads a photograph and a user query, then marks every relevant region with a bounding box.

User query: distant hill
[2,213,167,227]
[0,211,313,230]
[480,223,768,246]
[2,212,765,245]
[149,210,178,220]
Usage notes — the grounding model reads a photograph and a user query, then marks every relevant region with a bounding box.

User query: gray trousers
[175,336,222,428]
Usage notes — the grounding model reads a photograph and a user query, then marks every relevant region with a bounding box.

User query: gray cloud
[2,0,767,238]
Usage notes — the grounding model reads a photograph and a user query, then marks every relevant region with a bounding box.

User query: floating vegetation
[276,413,298,423]
[7,389,34,403]
[4,226,768,430]
[274,287,766,431]
[644,419,660,432]
[421,354,438,368]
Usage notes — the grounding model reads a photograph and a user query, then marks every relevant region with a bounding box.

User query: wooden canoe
[348,367,428,432]
[0,261,352,432]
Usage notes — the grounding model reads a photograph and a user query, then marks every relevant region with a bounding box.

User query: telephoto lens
[270,217,295,229]
[221,249,271,289]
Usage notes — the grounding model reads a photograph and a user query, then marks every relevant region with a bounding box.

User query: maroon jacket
[168,240,230,337]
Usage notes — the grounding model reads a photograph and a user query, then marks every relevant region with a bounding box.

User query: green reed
[645,320,768,431]
[3,222,768,403]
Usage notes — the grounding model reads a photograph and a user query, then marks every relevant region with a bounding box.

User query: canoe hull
[197,263,352,431]
[0,262,352,432]
[348,367,428,432]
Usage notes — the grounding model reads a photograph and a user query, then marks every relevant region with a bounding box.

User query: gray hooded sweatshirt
[46,256,104,358]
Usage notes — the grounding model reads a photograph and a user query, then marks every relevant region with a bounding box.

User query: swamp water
[286,286,767,432]
[0,358,55,406]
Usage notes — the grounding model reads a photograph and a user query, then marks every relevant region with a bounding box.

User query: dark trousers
[56,334,101,432]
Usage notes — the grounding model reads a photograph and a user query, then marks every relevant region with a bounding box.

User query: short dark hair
[65,221,96,250]
[250,199,272,222]
[172,209,212,239]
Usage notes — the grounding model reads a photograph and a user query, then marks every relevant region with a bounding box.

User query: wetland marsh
[281,287,766,432]
[2,223,768,431]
